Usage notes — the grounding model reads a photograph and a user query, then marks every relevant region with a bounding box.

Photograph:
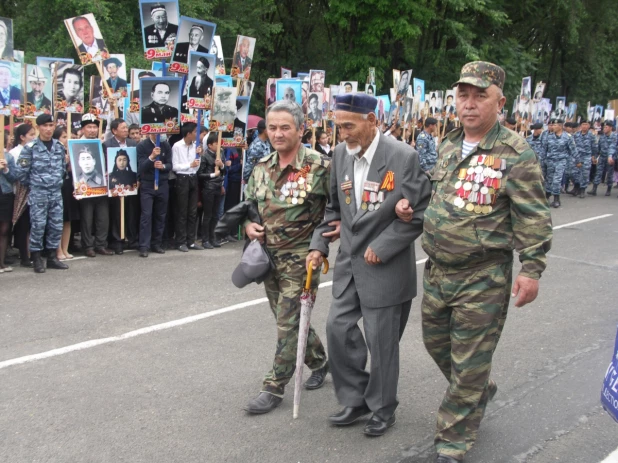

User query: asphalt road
[1,193,617,463]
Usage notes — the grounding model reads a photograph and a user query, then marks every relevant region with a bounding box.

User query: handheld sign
[139,76,182,134]
[169,17,216,74]
[64,14,109,65]
[139,0,180,60]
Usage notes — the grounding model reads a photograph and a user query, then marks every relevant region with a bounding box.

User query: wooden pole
[120,197,125,240]
[9,114,14,150]
[331,124,337,149]
[311,126,316,150]
[67,112,72,136]
[98,117,103,139]
[95,61,115,109]
[215,130,223,175]
[0,115,4,159]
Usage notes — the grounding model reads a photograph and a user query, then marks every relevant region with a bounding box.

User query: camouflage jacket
[244,145,331,256]
[573,131,597,163]
[416,130,437,172]
[13,138,66,199]
[541,131,577,162]
[422,121,552,280]
[597,132,617,160]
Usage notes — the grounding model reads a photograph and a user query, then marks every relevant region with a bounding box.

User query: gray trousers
[326,277,411,420]
[79,196,109,250]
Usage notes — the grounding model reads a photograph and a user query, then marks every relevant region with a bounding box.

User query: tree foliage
[2,0,617,116]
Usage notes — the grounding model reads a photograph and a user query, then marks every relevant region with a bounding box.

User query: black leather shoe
[202,241,214,250]
[436,454,461,463]
[304,362,329,390]
[47,251,69,270]
[363,413,396,436]
[328,405,371,426]
[139,250,149,258]
[212,240,222,248]
[152,246,165,254]
[243,392,282,414]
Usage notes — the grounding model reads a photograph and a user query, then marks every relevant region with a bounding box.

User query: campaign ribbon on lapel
[380,171,395,191]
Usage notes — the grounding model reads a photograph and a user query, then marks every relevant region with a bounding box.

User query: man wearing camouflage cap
[396,61,552,462]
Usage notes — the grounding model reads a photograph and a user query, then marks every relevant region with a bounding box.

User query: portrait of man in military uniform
[68,140,108,194]
[140,78,181,125]
[140,0,179,51]
[212,86,237,126]
[171,19,216,66]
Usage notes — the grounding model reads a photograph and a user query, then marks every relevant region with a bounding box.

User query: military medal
[345,196,352,205]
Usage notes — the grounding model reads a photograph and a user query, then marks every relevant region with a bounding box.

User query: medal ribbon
[380,171,395,191]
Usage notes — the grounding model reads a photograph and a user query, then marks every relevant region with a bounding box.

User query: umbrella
[293,257,330,419]
[247,115,264,130]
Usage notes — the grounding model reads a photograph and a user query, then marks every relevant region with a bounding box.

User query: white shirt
[172,139,199,175]
[319,143,331,154]
[349,129,380,210]
[114,137,127,148]
[462,140,479,159]
[83,40,100,57]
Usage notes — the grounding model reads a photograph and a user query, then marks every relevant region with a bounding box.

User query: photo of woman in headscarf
[108,149,137,190]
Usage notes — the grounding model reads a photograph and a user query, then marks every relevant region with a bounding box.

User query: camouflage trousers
[262,250,327,397]
[422,258,512,460]
[544,159,567,195]
[28,194,63,252]
[573,157,592,188]
[592,156,613,186]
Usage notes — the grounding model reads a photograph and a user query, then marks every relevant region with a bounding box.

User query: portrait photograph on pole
[139,0,180,60]
[0,60,23,116]
[212,35,225,76]
[68,138,108,199]
[186,51,215,109]
[102,54,128,99]
[107,147,138,197]
[24,64,53,116]
[139,76,181,133]
[338,81,357,94]
[307,92,323,127]
[276,79,302,105]
[54,63,84,113]
[64,13,109,65]
[210,86,237,131]
[89,76,114,118]
[238,79,254,98]
[170,17,216,74]
[0,17,14,61]
[396,69,412,102]
[230,35,256,80]
[129,69,161,113]
[533,82,546,101]
[222,95,248,147]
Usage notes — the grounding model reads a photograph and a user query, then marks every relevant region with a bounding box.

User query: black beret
[36,114,54,126]
[505,117,517,125]
[530,123,543,130]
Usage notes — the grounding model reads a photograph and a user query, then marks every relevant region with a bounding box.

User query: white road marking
[600,447,618,463]
[0,212,609,371]
[553,214,613,230]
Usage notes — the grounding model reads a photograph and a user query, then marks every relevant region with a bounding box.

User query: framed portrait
[36,57,74,76]
[186,51,215,109]
[517,96,530,121]
[0,17,14,61]
[512,95,520,118]
[54,63,84,113]
[555,97,567,119]
[281,67,292,79]
[413,78,425,102]
[238,79,254,98]
[376,95,390,120]
[309,70,325,94]
[222,96,249,147]
[520,77,531,100]
[586,102,593,123]
[297,72,309,80]
[444,90,456,116]
[230,35,256,80]
[0,60,22,116]
[64,14,109,65]
[365,84,376,96]
[276,79,302,105]
[392,70,401,91]
[328,85,340,111]
[400,97,414,125]
[107,147,138,197]
[339,81,357,94]
[428,91,442,117]
[13,50,24,63]
[390,88,396,103]
[533,82,545,101]
[387,101,399,126]
[567,103,578,122]
[211,86,237,131]
[140,0,179,59]
[170,17,216,74]
[24,64,53,116]
[139,76,182,133]
[102,54,128,99]
[129,68,161,113]
[604,109,615,122]
[367,67,376,86]
[68,138,108,199]
[265,78,277,108]
[396,69,412,102]
[89,76,113,118]
[212,36,225,75]
[307,92,323,127]
[593,104,604,123]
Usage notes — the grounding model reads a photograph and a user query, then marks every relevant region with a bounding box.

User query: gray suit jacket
[310,133,430,308]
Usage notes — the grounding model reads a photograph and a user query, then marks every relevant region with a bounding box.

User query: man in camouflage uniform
[417,117,438,174]
[398,62,552,462]
[243,100,331,414]
[541,119,577,208]
[13,114,69,273]
[572,120,597,198]
[588,120,616,196]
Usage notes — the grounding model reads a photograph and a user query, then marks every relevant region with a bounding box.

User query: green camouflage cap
[453,61,506,90]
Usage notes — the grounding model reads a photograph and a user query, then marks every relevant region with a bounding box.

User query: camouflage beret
[453,61,506,90]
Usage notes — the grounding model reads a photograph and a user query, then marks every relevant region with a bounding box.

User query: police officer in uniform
[526,122,544,162]
[13,114,69,273]
[541,118,576,207]
[141,82,178,124]
[416,117,438,174]
[572,120,597,198]
[589,120,617,196]
[397,62,552,462]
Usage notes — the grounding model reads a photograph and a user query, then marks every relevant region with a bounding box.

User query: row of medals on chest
[452,154,506,214]
[277,165,313,205]
[341,171,395,212]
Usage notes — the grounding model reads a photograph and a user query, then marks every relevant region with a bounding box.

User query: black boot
[588,184,598,196]
[552,195,561,208]
[545,192,551,199]
[605,185,612,196]
[31,251,45,274]
[47,250,69,270]
[570,183,580,196]
[579,187,586,198]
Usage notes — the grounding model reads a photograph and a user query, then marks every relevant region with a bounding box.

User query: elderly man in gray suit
[308,93,430,437]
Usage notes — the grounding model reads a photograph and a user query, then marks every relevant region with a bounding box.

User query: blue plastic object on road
[601,325,618,423]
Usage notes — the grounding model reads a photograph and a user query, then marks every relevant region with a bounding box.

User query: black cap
[231,240,272,288]
[530,122,543,130]
[603,120,615,128]
[257,119,266,130]
[36,114,53,126]
[505,117,516,125]
[550,118,562,124]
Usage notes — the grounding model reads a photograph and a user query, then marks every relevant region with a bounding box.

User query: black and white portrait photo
[54,63,84,113]
[0,17,14,61]
[139,77,181,127]
[212,35,225,75]
[212,86,237,127]
[64,14,109,65]
[339,81,357,94]
[171,17,216,72]
[187,52,215,108]
[307,92,323,126]
[103,55,128,97]
[140,0,179,56]
[396,69,412,102]
[222,96,249,146]
[68,139,108,199]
